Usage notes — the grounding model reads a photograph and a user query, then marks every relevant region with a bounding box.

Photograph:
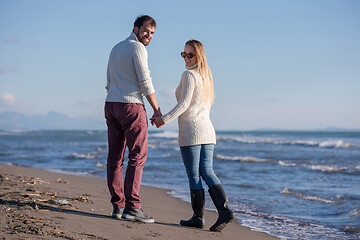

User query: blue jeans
[180,144,221,190]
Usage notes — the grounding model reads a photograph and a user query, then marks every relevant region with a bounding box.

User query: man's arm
[132,43,161,121]
[133,43,155,96]
[146,93,162,118]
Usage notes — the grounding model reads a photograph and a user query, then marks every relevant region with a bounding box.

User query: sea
[0,129,359,239]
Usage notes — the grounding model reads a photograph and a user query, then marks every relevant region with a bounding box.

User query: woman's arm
[160,71,196,125]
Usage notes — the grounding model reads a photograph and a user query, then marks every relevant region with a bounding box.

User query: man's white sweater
[105,32,155,104]
[161,64,216,147]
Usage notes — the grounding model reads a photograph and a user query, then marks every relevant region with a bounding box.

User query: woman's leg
[208,184,235,232]
[179,145,205,228]
[198,144,234,232]
[180,145,203,190]
[199,144,221,188]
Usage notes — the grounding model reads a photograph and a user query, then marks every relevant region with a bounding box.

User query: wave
[233,205,348,239]
[281,188,338,204]
[278,162,360,175]
[278,161,297,167]
[0,129,36,135]
[217,136,357,149]
[290,139,352,148]
[148,142,178,150]
[149,131,178,139]
[66,144,107,160]
[67,152,98,159]
[214,154,272,163]
[95,162,106,169]
[350,207,360,217]
[304,164,351,173]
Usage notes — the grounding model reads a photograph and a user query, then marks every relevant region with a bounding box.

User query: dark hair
[134,15,156,29]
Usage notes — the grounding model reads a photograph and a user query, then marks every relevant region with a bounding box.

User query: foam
[214,154,271,162]
[281,188,337,204]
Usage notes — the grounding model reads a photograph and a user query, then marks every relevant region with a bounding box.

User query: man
[105,15,160,223]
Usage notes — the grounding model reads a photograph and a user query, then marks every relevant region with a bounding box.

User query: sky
[0,0,359,130]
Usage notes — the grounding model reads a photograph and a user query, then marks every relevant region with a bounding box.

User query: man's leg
[121,103,154,223]
[105,102,127,211]
[123,103,148,209]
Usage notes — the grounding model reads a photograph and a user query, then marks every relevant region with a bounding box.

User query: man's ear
[133,26,139,34]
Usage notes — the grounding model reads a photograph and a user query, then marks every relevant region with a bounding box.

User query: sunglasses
[181,52,195,59]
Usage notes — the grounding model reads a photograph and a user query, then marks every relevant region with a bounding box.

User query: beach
[0,164,278,240]
[1,130,359,239]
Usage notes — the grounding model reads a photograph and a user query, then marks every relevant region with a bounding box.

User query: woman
[151,40,234,232]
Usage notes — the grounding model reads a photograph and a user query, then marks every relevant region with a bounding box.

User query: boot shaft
[208,184,228,210]
[180,189,205,228]
[190,189,205,217]
[208,184,235,232]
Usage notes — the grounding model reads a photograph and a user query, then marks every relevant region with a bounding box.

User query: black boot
[180,189,205,228]
[208,184,234,232]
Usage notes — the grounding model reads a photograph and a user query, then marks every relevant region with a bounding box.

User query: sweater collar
[186,63,198,70]
[130,32,139,42]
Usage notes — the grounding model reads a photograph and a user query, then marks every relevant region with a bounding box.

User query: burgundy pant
[105,102,148,209]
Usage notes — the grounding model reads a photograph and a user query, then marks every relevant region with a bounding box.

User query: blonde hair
[186,39,215,104]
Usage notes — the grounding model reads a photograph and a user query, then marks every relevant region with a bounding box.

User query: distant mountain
[317,127,360,132]
[0,111,106,130]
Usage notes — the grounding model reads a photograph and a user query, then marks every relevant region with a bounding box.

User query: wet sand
[0,164,278,240]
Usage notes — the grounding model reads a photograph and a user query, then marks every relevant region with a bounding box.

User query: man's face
[134,21,155,46]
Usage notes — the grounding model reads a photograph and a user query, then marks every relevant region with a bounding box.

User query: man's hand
[152,108,162,118]
[146,92,162,127]
[150,109,162,126]
[150,115,165,128]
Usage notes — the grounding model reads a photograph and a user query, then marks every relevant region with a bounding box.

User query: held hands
[150,109,165,128]
[151,116,165,128]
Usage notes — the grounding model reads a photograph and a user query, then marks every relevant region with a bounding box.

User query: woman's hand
[150,116,165,128]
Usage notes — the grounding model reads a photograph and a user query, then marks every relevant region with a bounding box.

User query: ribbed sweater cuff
[139,82,155,96]
[161,113,173,124]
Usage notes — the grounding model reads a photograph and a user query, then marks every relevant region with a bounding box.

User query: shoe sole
[122,214,155,223]
[210,216,235,232]
[180,220,204,228]
[111,213,123,220]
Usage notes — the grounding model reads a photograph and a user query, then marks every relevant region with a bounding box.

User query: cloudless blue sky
[1,0,359,130]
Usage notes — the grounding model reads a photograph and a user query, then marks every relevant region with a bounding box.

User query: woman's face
[183,44,197,68]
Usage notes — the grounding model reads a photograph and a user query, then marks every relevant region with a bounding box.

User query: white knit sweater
[161,64,216,147]
[105,32,155,104]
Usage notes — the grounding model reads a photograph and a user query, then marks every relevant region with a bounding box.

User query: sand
[0,165,278,240]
